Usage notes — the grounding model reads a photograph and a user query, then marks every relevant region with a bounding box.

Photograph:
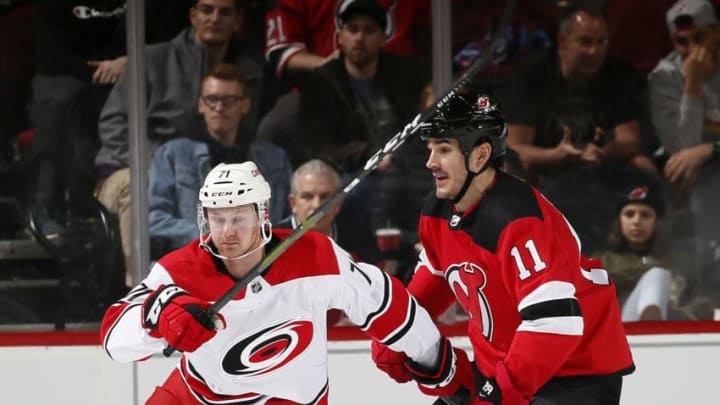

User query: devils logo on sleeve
[222,320,313,376]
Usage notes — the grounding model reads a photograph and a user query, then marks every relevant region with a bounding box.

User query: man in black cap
[264,0,430,80]
[258,0,430,267]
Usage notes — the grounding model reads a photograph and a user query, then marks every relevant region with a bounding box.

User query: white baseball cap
[667,0,719,34]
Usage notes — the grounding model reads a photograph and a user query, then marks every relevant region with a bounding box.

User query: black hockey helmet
[420,93,507,164]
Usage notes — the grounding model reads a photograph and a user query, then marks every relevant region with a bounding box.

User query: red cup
[376,228,401,251]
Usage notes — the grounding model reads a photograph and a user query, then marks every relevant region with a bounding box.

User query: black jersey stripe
[103,303,141,361]
[305,380,329,405]
[382,298,417,346]
[520,298,582,321]
[358,270,392,330]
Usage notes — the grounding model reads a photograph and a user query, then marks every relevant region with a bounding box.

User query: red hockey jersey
[101,230,443,404]
[264,0,430,76]
[410,171,634,397]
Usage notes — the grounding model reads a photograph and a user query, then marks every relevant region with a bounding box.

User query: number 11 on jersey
[510,239,547,280]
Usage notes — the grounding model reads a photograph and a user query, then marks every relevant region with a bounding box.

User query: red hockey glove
[473,361,529,405]
[142,284,225,353]
[371,339,413,383]
[405,337,475,398]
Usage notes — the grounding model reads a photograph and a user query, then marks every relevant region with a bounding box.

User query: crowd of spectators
[0,0,719,326]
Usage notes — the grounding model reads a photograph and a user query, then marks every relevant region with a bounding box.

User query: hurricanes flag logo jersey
[222,320,314,377]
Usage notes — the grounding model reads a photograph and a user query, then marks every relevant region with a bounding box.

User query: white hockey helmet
[198,162,273,260]
[199,162,272,209]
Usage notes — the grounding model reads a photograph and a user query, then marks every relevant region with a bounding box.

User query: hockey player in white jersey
[101,161,472,404]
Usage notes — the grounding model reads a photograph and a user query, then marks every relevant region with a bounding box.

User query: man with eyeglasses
[649,0,720,308]
[148,64,291,261]
[499,2,657,255]
[94,0,264,284]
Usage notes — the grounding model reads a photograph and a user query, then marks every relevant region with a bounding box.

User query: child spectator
[593,182,673,321]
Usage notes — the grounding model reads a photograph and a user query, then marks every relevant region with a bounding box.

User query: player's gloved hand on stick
[371,339,413,383]
[405,337,475,398]
[142,284,225,353]
[473,361,529,405]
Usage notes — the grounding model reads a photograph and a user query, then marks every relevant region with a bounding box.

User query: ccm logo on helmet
[211,191,233,197]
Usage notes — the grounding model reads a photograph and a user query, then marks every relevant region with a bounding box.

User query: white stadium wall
[1,325,719,404]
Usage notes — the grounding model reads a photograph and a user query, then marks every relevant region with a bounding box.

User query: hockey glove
[371,339,413,383]
[405,337,475,398]
[473,361,529,405]
[142,284,225,353]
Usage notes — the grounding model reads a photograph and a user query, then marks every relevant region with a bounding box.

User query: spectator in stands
[260,0,429,266]
[148,64,291,262]
[593,182,673,321]
[264,0,430,88]
[30,0,128,237]
[275,158,379,263]
[275,159,342,238]
[648,0,720,257]
[95,0,264,278]
[260,0,428,172]
[500,2,657,253]
[502,2,654,186]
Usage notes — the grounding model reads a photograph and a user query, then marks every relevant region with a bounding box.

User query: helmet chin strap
[200,233,269,262]
[451,153,492,205]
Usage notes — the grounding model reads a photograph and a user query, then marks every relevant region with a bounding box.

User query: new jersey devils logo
[222,320,313,376]
[446,262,494,339]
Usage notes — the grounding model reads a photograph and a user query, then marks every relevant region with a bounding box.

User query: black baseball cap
[337,0,387,30]
[618,184,666,218]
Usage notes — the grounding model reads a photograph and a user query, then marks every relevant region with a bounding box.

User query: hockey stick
[163,0,517,358]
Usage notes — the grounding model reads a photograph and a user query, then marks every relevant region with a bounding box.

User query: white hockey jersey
[101,229,442,404]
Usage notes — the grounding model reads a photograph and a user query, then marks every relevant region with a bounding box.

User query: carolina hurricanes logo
[627,186,649,201]
[222,320,313,376]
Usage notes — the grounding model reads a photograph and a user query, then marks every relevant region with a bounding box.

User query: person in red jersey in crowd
[264,0,430,78]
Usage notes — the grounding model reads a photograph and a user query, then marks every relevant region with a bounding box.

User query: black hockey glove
[473,361,529,405]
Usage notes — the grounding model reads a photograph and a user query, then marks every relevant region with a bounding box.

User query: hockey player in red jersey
[371,93,635,404]
[100,161,469,404]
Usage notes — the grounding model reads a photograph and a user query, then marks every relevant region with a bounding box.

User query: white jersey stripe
[517,281,577,312]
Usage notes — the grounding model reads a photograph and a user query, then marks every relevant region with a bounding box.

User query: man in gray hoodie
[648,0,720,256]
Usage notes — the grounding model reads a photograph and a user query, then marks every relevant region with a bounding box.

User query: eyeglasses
[201,94,246,109]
